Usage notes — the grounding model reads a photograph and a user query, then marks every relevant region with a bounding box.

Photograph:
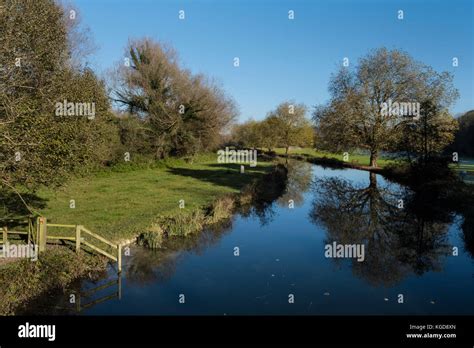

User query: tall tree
[268,101,312,156]
[232,119,261,149]
[0,0,117,200]
[398,100,458,163]
[314,48,458,167]
[257,116,281,152]
[113,39,237,158]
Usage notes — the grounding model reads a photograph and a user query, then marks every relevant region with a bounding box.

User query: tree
[398,100,458,163]
[0,0,118,202]
[258,116,281,152]
[113,38,237,158]
[268,101,312,156]
[232,119,261,148]
[314,48,458,167]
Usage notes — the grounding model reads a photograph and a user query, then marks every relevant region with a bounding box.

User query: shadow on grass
[165,164,269,191]
[0,189,47,226]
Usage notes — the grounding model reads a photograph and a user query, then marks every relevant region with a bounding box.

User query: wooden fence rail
[45,276,121,313]
[0,219,34,246]
[1,217,122,273]
[41,218,122,273]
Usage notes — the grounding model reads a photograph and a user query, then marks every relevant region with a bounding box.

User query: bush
[161,210,207,237]
[206,195,235,224]
[137,223,165,249]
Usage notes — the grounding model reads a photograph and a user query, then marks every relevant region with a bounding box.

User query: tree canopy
[113,38,237,158]
[313,48,459,167]
[231,101,314,153]
[0,0,118,197]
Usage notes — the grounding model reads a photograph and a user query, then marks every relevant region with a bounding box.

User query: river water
[25,161,474,315]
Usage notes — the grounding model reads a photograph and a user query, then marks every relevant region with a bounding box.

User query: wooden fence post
[117,244,122,273]
[2,226,7,245]
[118,272,122,300]
[38,217,47,252]
[27,219,32,245]
[75,225,81,253]
[76,292,81,313]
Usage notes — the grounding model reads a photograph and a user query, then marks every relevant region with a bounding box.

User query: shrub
[161,210,206,237]
[206,195,235,224]
[137,223,165,249]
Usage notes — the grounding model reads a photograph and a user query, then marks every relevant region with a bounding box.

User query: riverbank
[0,153,277,314]
[0,246,107,315]
[272,148,396,168]
[37,153,274,242]
[20,159,474,316]
[270,148,408,182]
[274,148,474,222]
[272,147,474,184]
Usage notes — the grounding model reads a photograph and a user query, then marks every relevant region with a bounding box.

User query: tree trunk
[369,150,378,168]
[369,171,377,188]
[285,146,289,157]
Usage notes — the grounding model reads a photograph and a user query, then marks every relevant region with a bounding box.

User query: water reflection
[461,214,474,257]
[238,163,288,225]
[20,161,474,315]
[127,219,235,286]
[310,172,457,286]
[277,160,313,208]
[19,272,121,315]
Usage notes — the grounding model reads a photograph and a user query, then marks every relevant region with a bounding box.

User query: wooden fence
[52,276,122,313]
[0,217,35,246]
[1,216,122,273]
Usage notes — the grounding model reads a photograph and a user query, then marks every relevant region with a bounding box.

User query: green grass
[37,153,273,242]
[451,160,474,184]
[451,162,474,173]
[0,246,107,315]
[275,148,474,183]
[272,148,396,168]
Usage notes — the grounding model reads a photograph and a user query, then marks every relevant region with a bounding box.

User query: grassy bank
[0,246,107,315]
[453,159,474,184]
[272,148,396,168]
[37,153,274,242]
[0,153,276,314]
[137,163,288,248]
[273,148,473,182]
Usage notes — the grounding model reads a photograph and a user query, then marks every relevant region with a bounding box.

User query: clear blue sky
[73,0,473,121]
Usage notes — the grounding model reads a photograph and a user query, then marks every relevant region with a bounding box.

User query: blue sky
[73,0,473,121]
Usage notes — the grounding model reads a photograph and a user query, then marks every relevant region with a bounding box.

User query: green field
[276,147,474,183]
[34,150,474,243]
[452,159,474,184]
[37,154,273,242]
[273,148,396,168]
[453,161,474,173]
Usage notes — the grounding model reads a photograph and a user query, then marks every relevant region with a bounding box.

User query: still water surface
[26,161,474,315]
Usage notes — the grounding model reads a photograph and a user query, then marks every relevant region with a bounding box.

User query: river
[23,161,474,315]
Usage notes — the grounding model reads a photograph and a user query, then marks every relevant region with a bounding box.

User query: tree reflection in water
[126,218,235,286]
[277,160,313,208]
[23,162,474,314]
[310,172,454,286]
